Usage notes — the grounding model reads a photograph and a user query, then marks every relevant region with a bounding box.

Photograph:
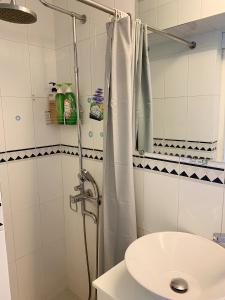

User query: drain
[170,278,188,294]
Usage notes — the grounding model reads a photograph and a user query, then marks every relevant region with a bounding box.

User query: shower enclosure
[0,0,103,299]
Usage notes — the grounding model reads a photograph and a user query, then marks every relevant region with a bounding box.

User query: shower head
[0,0,37,24]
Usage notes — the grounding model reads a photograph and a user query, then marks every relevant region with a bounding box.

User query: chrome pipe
[75,0,196,49]
[147,25,196,49]
[76,0,115,15]
[72,16,84,175]
[38,0,86,22]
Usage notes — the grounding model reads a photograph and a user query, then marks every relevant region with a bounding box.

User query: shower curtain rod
[75,0,196,49]
[39,0,86,22]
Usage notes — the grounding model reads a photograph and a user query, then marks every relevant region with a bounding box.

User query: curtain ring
[115,9,120,20]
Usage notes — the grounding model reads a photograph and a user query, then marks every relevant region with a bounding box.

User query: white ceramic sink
[125,232,225,300]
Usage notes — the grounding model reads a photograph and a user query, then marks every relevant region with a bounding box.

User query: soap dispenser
[64,83,77,125]
[55,83,65,124]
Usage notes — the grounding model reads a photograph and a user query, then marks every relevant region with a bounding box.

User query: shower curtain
[102,14,137,272]
[134,21,153,153]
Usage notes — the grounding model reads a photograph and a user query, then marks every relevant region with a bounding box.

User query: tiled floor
[52,289,78,300]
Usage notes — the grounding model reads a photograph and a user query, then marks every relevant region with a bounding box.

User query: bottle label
[64,99,72,119]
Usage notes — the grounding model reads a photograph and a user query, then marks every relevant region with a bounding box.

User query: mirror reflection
[136,0,224,162]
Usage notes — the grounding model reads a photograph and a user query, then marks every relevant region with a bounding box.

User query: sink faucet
[213,233,225,248]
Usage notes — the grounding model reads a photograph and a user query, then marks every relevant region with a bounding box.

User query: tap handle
[70,195,78,212]
[74,184,82,191]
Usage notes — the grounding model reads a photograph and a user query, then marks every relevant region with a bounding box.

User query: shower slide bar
[76,0,196,49]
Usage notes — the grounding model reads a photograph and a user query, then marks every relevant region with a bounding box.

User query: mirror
[135,0,225,162]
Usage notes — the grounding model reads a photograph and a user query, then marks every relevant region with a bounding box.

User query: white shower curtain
[102,15,137,272]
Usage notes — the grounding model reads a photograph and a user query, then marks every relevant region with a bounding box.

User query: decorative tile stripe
[0,145,61,163]
[153,138,217,160]
[133,153,224,185]
[0,144,224,185]
[0,145,104,164]
[60,145,104,161]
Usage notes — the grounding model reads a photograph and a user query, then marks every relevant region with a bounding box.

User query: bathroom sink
[125,232,225,300]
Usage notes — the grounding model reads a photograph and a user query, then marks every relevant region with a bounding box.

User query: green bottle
[55,84,65,124]
[64,83,77,125]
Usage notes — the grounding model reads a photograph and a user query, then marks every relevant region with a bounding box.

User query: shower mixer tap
[70,169,100,224]
[70,190,98,223]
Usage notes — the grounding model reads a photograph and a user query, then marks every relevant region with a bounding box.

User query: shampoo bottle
[64,83,77,125]
[48,82,57,124]
[55,83,65,124]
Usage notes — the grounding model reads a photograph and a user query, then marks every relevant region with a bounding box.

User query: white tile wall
[143,171,179,232]
[27,0,55,49]
[178,0,202,24]
[91,34,107,92]
[54,0,73,49]
[62,156,88,299]
[68,0,91,42]
[187,96,219,141]
[178,179,224,239]
[2,98,36,150]
[7,160,39,212]
[56,45,74,87]
[153,99,165,138]
[33,98,60,147]
[60,125,78,147]
[202,0,225,18]
[135,167,225,242]
[12,204,42,259]
[90,6,112,37]
[16,252,43,300]
[77,39,92,95]
[141,8,157,28]
[150,31,221,144]
[37,156,63,203]
[157,0,178,29]
[29,46,57,98]
[164,97,188,140]
[139,0,157,14]
[0,40,31,97]
[188,49,221,97]
[7,262,18,300]
[164,54,188,98]
[3,155,66,300]
[41,240,66,299]
[40,198,65,246]
[151,59,165,99]
[0,1,67,299]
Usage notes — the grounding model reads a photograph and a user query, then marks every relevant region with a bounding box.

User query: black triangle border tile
[0,144,224,186]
